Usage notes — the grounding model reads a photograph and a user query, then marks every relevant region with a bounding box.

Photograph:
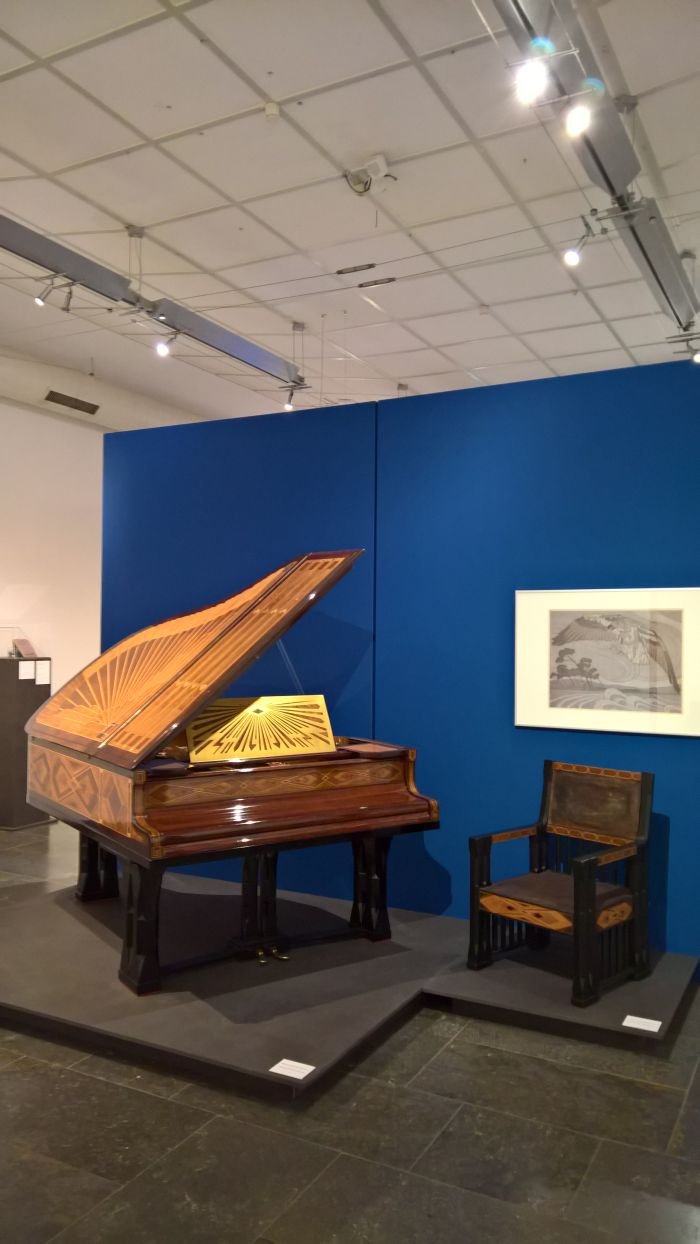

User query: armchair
[467,761,654,1006]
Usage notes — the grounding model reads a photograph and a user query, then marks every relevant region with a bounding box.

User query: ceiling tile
[248,179,393,250]
[60,148,225,226]
[326,321,423,355]
[522,323,620,357]
[640,78,700,169]
[663,156,700,198]
[151,205,292,268]
[446,336,534,367]
[0,0,160,55]
[551,350,632,376]
[221,254,326,287]
[0,178,118,233]
[369,348,453,376]
[148,273,234,300]
[611,314,673,347]
[311,231,433,278]
[497,291,599,333]
[383,145,511,226]
[0,152,33,177]
[427,34,530,138]
[289,67,465,165]
[60,21,258,139]
[359,272,474,318]
[526,188,608,244]
[379,0,503,54]
[460,253,575,303]
[164,114,335,201]
[68,231,197,274]
[572,239,640,287]
[0,33,31,72]
[413,205,538,267]
[599,0,700,94]
[272,289,389,332]
[0,69,136,169]
[189,0,405,96]
[209,305,292,338]
[588,281,661,320]
[410,370,479,392]
[405,306,508,345]
[472,361,552,384]
[629,344,683,365]
[239,273,342,302]
[483,128,578,199]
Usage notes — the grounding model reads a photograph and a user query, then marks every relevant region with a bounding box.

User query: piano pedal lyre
[256,945,289,964]
[269,946,289,961]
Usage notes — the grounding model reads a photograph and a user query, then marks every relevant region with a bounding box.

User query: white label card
[35,660,51,686]
[269,1058,315,1080]
[622,1014,662,1033]
[18,660,35,680]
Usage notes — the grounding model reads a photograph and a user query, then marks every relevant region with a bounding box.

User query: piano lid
[26,550,363,769]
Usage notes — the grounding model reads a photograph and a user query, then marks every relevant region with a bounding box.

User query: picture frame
[515,587,700,737]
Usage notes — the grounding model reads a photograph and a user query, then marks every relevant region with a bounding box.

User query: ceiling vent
[44,389,100,416]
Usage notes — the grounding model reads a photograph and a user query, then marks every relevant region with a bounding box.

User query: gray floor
[1,822,699,1243]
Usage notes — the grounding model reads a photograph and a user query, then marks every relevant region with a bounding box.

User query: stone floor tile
[0,1026,92,1068]
[414,1101,597,1212]
[73,1050,189,1099]
[669,1103,700,1162]
[565,1139,700,1243]
[0,1143,116,1244]
[56,1115,334,1244]
[177,1071,459,1169]
[350,1006,465,1085]
[259,1154,612,1244]
[412,1036,684,1148]
[459,1014,700,1090]
[0,1058,210,1182]
[0,870,34,890]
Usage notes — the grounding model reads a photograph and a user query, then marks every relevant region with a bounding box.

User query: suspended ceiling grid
[0,0,698,424]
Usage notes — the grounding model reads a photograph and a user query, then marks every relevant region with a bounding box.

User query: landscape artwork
[549,609,682,714]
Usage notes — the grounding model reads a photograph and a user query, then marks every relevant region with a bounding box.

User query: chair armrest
[469,825,538,846]
[574,844,637,870]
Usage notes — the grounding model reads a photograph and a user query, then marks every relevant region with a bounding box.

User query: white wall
[0,398,103,689]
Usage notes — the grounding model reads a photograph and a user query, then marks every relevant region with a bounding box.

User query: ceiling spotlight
[34,282,52,306]
[515,58,549,106]
[284,388,294,411]
[155,340,171,357]
[563,248,581,267]
[693,350,700,364]
[62,284,73,312]
[565,103,592,138]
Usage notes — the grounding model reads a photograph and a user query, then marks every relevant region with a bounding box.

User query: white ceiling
[0,0,698,427]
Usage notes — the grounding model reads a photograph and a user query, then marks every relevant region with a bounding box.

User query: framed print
[515,587,700,736]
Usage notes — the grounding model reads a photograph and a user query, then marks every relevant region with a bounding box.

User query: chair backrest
[541,761,653,846]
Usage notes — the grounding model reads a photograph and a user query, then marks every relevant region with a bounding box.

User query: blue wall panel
[102,404,377,899]
[375,363,700,955]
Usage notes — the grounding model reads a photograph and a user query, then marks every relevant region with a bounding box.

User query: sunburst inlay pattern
[187,696,336,762]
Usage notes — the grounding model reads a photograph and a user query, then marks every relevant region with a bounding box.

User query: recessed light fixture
[515,58,549,105]
[565,103,592,137]
[563,247,581,267]
[357,276,396,288]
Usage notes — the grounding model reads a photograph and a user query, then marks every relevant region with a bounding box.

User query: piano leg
[259,850,278,941]
[241,853,260,945]
[350,834,393,941]
[119,861,164,995]
[76,833,119,902]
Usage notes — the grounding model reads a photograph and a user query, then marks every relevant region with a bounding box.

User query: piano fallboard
[27,737,438,862]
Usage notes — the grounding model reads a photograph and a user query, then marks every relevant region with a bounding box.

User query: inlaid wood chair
[467,761,654,1006]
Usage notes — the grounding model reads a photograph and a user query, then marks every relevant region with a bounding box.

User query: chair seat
[483,870,631,916]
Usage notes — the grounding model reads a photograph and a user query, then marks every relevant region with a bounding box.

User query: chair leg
[630,845,651,980]
[573,857,599,1006]
[525,926,551,951]
[467,836,493,970]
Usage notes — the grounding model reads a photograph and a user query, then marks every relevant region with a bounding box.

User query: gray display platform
[0,872,695,1095]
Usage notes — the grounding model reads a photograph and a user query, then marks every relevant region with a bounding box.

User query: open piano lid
[26,550,363,769]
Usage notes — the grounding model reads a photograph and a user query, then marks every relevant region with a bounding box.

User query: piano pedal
[269,946,289,962]
[256,948,268,966]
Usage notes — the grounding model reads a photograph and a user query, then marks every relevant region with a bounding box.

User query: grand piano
[26,550,439,993]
